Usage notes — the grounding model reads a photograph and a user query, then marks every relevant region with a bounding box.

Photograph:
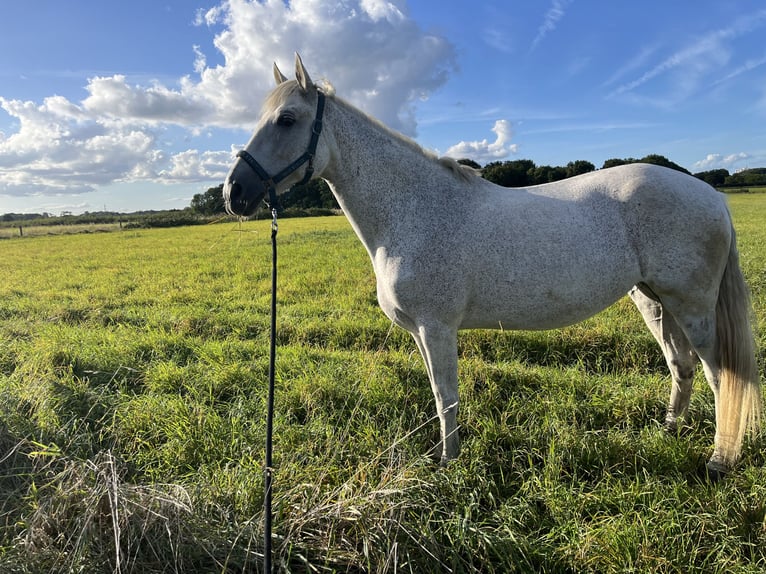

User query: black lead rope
[264,206,278,574]
[237,90,325,574]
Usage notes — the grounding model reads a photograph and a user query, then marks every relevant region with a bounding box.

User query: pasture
[0,193,764,573]
[0,222,125,239]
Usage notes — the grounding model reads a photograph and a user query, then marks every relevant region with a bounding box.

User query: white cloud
[115,0,454,132]
[608,9,766,104]
[712,53,766,87]
[692,152,750,171]
[531,0,573,52]
[82,75,212,125]
[160,149,235,182]
[0,0,456,198]
[0,95,161,196]
[602,44,660,89]
[444,119,518,163]
[0,93,236,197]
[359,0,406,22]
[194,0,456,133]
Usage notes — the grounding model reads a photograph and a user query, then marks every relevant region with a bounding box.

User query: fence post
[18,226,23,237]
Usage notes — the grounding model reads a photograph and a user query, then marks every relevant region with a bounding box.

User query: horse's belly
[460,298,619,330]
[459,270,638,331]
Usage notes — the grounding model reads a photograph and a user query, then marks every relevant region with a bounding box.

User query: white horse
[224,54,761,477]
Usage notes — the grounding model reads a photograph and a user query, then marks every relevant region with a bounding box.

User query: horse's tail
[714,228,762,467]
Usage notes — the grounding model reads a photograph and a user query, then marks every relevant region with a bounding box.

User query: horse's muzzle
[223,178,265,217]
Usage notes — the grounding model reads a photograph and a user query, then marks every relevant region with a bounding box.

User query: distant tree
[725,172,745,186]
[280,178,339,210]
[529,165,567,184]
[1,213,44,222]
[190,184,225,215]
[471,154,750,192]
[694,169,729,187]
[723,168,766,187]
[565,160,596,178]
[529,165,552,185]
[529,165,551,184]
[601,155,689,175]
[550,166,568,182]
[482,159,536,187]
[639,154,691,175]
[602,158,638,169]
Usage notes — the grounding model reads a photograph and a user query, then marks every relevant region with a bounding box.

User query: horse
[223,54,762,478]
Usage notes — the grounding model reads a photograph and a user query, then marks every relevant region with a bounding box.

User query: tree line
[3,155,764,224]
[478,154,692,188]
[189,154,766,215]
[6,154,763,224]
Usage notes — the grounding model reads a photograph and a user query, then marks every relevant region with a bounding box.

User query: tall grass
[0,197,764,573]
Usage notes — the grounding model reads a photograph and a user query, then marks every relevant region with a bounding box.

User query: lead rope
[264,206,278,574]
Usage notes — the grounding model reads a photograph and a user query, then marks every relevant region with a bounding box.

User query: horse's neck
[321,98,455,251]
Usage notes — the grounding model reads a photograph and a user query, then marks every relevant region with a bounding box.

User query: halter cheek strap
[237,90,326,209]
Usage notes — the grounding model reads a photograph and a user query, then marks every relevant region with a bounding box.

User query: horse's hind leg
[629,286,698,431]
[649,292,742,478]
[411,322,460,465]
[663,305,730,476]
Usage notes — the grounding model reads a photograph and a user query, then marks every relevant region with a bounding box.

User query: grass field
[0,222,126,239]
[0,195,764,573]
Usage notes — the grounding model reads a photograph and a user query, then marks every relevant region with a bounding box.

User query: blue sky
[2,0,766,214]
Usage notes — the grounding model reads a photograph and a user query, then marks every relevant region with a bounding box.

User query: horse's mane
[438,156,480,182]
[331,93,480,183]
[263,80,480,184]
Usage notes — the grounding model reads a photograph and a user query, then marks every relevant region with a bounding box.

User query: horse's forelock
[261,81,301,115]
[261,80,336,116]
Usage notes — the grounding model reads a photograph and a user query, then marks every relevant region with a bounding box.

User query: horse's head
[224,54,330,216]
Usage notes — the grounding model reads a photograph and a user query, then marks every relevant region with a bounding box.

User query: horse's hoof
[664,420,678,434]
[703,460,728,482]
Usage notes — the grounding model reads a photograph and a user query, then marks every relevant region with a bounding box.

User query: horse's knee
[669,359,695,383]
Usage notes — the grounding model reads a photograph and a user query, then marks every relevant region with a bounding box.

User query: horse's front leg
[411,322,460,465]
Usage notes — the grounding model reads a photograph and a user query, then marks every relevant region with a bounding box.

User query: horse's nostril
[229,180,242,200]
[224,180,246,216]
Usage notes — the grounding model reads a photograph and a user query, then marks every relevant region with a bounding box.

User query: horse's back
[455,163,732,330]
[518,163,723,209]
[479,163,730,247]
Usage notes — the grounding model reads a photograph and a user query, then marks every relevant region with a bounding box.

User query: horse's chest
[372,247,466,330]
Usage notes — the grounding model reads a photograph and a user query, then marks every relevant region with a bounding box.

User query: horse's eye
[276,112,296,127]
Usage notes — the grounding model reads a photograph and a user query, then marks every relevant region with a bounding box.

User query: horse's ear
[273,62,288,85]
[295,53,314,92]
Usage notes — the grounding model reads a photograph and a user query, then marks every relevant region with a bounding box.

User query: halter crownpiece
[236,90,326,209]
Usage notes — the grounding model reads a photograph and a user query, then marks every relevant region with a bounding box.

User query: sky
[2,0,766,215]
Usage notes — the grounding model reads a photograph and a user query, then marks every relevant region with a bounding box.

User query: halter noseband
[236,90,326,208]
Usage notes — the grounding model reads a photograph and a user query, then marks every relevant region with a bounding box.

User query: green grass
[0,197,764,573]
[723,186,766,195]
[0,222,126,239]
